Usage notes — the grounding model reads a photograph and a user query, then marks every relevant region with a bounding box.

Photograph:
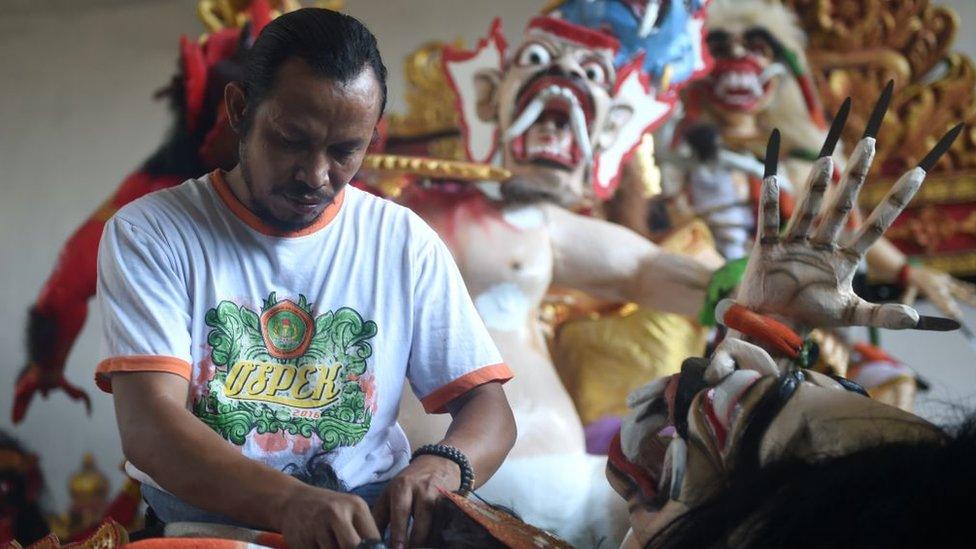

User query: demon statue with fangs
[389,15,718,546]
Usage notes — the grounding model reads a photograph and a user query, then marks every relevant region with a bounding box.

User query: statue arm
[545,204,712,317]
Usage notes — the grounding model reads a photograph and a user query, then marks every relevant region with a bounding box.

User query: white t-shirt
[95,171,510,491]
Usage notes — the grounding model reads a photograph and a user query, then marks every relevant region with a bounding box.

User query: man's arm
[374,381,515,548]
[545,204,714,317]
[113,371,381,548]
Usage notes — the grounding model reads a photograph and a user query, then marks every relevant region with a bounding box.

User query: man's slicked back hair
[242,8,388,120]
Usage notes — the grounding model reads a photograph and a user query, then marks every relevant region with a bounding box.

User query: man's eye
[277,134,304,148]
[332,148,356,162]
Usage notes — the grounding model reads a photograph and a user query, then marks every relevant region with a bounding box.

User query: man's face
[233,58,381,231]
[491,35,616,205]
[701,24,780,114]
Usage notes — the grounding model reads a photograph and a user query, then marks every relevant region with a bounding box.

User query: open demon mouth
[707,57,780,111]
[504,74,596,171]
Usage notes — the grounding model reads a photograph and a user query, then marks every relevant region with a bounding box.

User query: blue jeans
[142,480,390,526]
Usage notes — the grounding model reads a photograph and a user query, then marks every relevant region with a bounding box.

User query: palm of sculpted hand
[737,223,886,330]
[736,89,963,332]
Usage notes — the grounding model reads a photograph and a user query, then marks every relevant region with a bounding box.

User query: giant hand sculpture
[608,87,964,548]
[709,86,962,381]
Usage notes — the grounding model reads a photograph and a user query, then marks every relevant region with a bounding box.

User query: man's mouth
[504,76,596,172]
[282,191,330,213]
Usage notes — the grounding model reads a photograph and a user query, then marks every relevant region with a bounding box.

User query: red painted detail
[607,431,659,500]
[442,18,507,163]
[527,16,620,53]
[703,389,728,449]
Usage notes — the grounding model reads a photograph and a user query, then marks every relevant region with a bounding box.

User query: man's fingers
[812,137,875,246]
[850,299,919,329]
[784,157,832,240]
[845,167,924,255]
[314,530,338,549]
[330,516,363,549]
[386,484,413,549]
[352,500,383,542]
[371,489,390,532]
[407,491,435,548]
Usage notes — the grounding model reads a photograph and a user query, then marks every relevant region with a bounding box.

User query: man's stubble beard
[238,139,320,233]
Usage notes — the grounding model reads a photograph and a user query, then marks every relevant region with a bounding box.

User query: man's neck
[222,165,254,212]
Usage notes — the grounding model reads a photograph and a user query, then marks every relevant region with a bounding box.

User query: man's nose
[295,152,331,190]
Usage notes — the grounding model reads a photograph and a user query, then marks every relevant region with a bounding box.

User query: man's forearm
[113,373,307,530]
[441,382,516,488]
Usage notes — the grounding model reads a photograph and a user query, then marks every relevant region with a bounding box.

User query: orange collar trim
[210,170,345,237]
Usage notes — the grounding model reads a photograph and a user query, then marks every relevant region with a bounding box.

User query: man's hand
[374,381,514,548]
[278,484,381,549]
[372,455,461,548]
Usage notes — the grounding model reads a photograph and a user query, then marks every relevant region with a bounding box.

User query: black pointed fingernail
[820,97,851,158]
[764,128,780,179]
[914,315,961,331]
[863,80,894,139]
[918,123,965,171]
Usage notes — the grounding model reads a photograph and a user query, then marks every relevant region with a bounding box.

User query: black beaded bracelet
[411,444,474,496]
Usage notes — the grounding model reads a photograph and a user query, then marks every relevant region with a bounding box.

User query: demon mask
[444,16,674,207]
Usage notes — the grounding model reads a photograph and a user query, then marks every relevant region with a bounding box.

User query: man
[95,9,516,549]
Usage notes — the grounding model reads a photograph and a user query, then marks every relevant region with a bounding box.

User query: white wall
[1,0,974,512]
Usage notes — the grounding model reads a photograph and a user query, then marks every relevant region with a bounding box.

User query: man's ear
[224,81,248,135]
[473,69,501,123]
[597,104,634,150]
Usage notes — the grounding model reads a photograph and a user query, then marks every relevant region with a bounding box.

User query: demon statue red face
[444,16,674,207]
[700,25,784,114]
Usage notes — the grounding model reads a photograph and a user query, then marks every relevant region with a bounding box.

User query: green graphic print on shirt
[192,292,377,452]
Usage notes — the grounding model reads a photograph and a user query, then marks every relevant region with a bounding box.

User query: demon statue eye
[743,26,779,59]
[705,29,733,58]
[517,42,552,67]
[582,59,608,85]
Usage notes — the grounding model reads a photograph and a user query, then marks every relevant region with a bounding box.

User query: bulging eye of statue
[517,43,551,67]
[582,60,607,85]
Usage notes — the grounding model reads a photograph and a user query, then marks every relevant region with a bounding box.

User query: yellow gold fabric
[554,307,706,424]
[550,221,714,424]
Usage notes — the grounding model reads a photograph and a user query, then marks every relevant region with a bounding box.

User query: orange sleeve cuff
[420,363,513,414]
[95,355,192,393]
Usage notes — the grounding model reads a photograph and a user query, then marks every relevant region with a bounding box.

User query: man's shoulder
[112,174,214,232]
[344,184,440,241]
